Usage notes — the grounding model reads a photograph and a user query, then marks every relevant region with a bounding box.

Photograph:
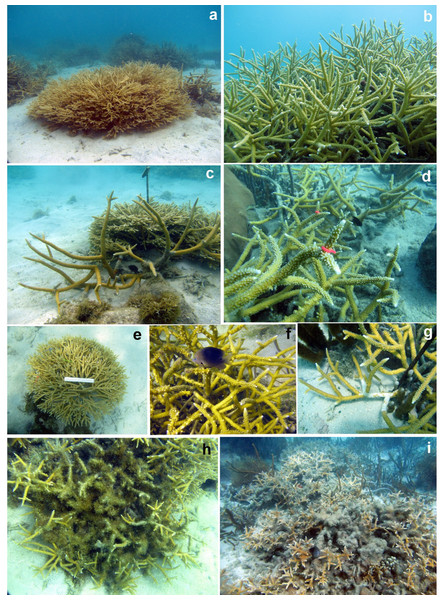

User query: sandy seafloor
[7,64,221,165]
[7,165,221,325]
[7,490,218,595]
[297,358,406,434]
[7,325,148,434]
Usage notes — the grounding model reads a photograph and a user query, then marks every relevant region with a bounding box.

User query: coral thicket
[221,439,436,594]
[150,325,296,434]
[28,62,193,138]
[225,21,436,162]
[8,438,217,594]
[8,56,53,106]
[26,336,127,427]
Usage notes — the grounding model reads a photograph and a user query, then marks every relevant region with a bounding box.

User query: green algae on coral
[225,21,436,163]
[150,325,296,434]
[26,336,127,427]
[8,438,218,594]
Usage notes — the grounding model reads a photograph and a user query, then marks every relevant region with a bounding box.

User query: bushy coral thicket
[221,445,436,594]
[28,62,192,138]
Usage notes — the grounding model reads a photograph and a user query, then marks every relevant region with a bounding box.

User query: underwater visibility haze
[220,436,436,594]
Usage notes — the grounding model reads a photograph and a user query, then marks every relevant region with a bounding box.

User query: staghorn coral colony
[8,438,218,594]
[28,62,193,138]
[220,437,436,595]
[18,167,220,324]
[225,20,436,163]
[150,325,296,434]
[298,323,437,434]
[26,335,127,428]
[224,164,435,322]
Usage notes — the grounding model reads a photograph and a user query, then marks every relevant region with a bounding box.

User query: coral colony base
[150,325,296,434]
[8,438,218,594]
[220,439,436,595]
[298,323,437,434]
[224,164,435,323]
[225,21,436,163]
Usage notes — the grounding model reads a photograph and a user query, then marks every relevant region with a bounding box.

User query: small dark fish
[352,216,363,227]
[193,346,228,369]
[309,546,321,559]
[128,265,139,273]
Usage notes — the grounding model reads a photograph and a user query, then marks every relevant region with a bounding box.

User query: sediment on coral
[224,164,434,322]
[28,61,193,138]
[26,335,127,428]
[220,438,436,595]
[8,438,218,594]
[150,325,296,434]
[225,21,436,163]
[299,323,437,434]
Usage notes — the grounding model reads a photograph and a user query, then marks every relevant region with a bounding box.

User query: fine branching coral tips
[26,335,127,429]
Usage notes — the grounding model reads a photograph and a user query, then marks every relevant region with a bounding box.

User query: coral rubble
[8,438,217,594]
[221,439,436,595]
[28,61,193,138]
[225,21,436,163]
[150,325,296,434]
[26,335,127,427]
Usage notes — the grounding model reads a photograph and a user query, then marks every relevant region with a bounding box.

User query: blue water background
[8,5,220,58]
[221,436,436,492]
[225,5,436,64]
[7,165,221,231]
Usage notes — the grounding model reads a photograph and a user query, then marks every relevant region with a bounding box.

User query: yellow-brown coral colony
[28,62,193,138]
[26,336,127,427]
[8,438,218,594]
[150,325,296,434]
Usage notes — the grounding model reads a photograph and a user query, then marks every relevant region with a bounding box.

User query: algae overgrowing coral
[8,438,218,594]
[220,437,436,595]
[28,61,193,138]
[224,164,435,322]
[150,325,296,434]
[26,335,127,428]
[298,323,436,434]
[225,20,436,163]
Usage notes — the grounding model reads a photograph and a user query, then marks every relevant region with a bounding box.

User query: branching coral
[225,21,436,163]
[299,323,437,433]
[221,441,436,595]
[8,438,217,594]
[150,325,296,434]
[28,61,193,138]
[8,56,54,106]
[224,164,433,322]
[26,336,127,427]
[20,191,220,315]
[89,197,220,266]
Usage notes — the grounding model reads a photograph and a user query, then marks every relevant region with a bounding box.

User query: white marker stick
[64,377,95,384]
